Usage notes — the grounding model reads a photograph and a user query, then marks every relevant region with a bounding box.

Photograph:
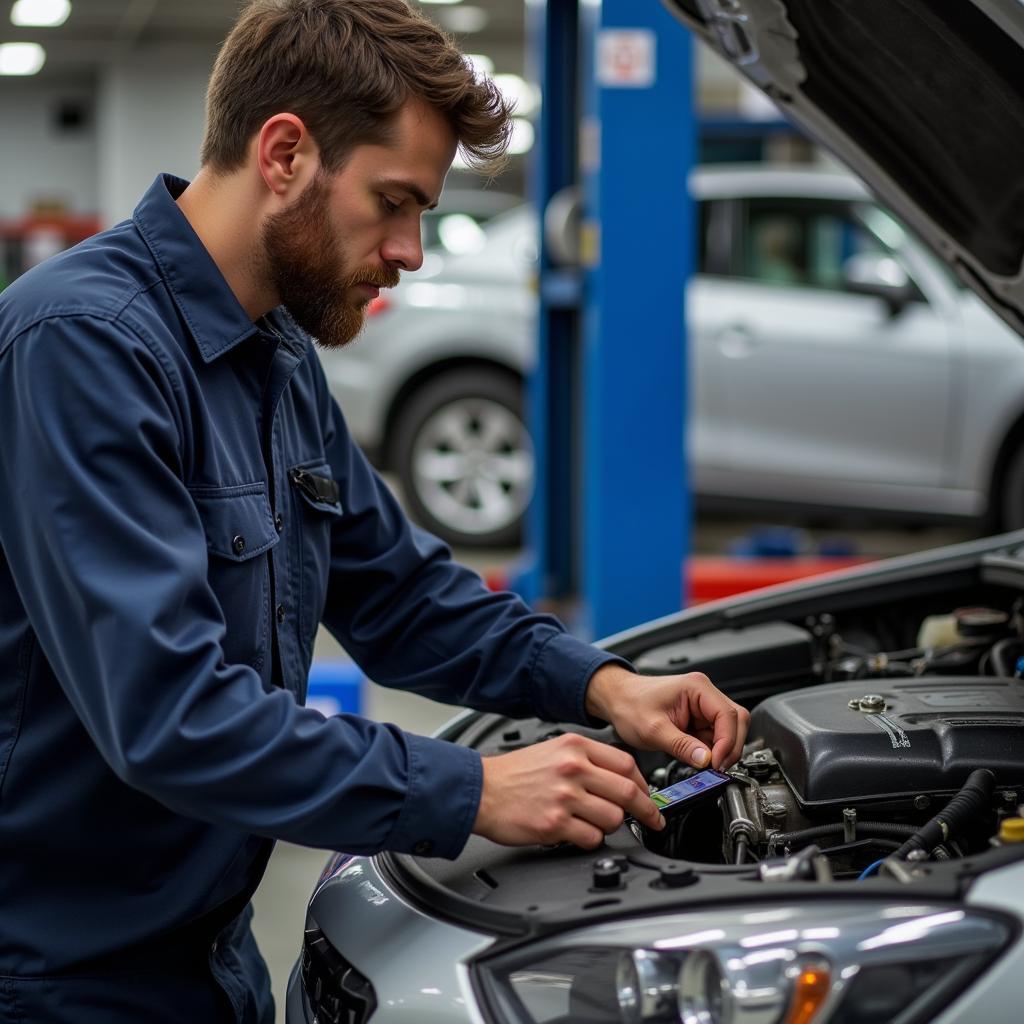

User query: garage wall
[0,77,98,219]
[97,44,217,226]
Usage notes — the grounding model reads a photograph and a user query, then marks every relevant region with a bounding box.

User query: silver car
[321,170,1024,547]
[288,1,1024,1021]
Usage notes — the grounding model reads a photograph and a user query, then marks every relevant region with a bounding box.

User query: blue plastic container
[306,660,364,717]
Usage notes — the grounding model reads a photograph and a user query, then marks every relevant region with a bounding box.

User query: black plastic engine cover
[751,677,1024,808]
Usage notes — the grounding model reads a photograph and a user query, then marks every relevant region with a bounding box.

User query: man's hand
[585,665,750,770]
[472,733,665,849]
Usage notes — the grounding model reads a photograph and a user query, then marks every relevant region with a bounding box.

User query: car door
[690,196,957,511]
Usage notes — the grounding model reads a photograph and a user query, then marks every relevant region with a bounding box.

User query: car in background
[320,166,1024,548]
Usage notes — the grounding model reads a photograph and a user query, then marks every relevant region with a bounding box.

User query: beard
[260,172,400,349]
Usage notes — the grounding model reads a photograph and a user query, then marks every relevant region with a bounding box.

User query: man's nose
[381,225,423,273]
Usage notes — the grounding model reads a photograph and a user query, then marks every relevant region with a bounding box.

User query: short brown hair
[201,0,512,174]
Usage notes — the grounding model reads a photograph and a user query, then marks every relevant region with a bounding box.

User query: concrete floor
[250,501,977,1021]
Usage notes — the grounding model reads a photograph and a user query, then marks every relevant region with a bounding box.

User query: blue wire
[858,858,886,880]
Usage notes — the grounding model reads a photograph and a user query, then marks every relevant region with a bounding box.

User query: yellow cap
[999,818,1024,843]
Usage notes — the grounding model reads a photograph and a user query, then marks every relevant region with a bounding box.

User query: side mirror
[543,186,583,268]
[842,251,916,315]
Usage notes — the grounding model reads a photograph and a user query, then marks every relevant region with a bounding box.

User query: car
[320,168,1024,548]
[288,2,1024,1022]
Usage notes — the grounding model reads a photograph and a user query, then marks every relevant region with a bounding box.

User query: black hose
[772,821,918,848]
[990,638,1020,678]
[894,769,996,861]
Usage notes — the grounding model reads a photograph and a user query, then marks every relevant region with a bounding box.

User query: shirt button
[232,535,246,555]
[274,513,284,533]
[413,840,433,856]
[276,604,286,623]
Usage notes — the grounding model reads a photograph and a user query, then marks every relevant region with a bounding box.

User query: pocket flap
[290,465,343,516]
[191,485,280,561]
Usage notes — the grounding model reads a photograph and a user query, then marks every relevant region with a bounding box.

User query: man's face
[261,98,457,349]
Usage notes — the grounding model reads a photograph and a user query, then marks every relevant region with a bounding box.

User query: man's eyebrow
[377,178,438,210]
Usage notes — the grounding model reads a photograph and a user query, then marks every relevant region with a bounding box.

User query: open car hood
[664,0,1024,338]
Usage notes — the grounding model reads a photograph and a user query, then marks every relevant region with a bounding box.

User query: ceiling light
[436,5,488,33]
[465,52,494,75]
[508,118,535,156]
[493,74,541,118]
[418,0,463,5]
[0,41,45,75]
[11,0,70,28]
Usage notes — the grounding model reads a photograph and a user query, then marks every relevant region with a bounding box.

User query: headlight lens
[476,902,1010,1024]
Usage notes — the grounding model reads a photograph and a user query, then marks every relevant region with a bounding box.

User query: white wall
[0,76,98,219]
[97,43,217,226]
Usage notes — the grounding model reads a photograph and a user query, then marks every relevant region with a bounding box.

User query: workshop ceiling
[0,0,526,82]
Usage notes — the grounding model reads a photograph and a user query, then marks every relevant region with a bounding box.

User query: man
[0,1,749,1021]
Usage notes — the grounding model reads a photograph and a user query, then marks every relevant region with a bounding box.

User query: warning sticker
[597,29,656,89]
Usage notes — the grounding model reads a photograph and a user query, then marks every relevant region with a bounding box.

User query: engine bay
[383,541,1024,932]
[637,601,1024,880]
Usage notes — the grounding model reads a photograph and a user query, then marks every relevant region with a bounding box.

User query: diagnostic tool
[644,768,733,820]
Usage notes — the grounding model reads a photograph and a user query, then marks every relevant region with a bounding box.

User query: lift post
[520,0,695,639]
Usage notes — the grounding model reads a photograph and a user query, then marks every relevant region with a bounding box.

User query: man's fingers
[692,684,748,769]
[585,769,664,830]
[648,716,711,769]
[582,735,649,793]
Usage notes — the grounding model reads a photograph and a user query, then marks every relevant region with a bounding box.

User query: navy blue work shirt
[0,174,622,1021]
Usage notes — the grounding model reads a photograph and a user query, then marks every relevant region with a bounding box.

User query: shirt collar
[132,174,259,363]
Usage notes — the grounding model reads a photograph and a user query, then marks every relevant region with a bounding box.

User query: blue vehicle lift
[517,0,696,639]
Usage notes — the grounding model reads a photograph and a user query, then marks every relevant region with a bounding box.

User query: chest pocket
[289,464,342,649]
[191,484,279,673]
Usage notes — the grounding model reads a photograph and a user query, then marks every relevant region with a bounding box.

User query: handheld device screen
[648,768,732,816]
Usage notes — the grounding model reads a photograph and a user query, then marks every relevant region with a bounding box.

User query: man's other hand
[472,733,665,849]
[585,665,750,771]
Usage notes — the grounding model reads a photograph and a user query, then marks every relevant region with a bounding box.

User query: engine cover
[750,677,1024,808]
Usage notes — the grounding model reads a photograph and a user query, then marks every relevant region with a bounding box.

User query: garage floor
[251,512,977,1021]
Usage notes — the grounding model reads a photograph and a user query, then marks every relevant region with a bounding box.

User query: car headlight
[474,902,1011,1024]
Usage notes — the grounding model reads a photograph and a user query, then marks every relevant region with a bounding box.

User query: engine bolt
[857,694,887,714]
[914,795,931,811]
[592,858,623,890]
[657,863,697,889]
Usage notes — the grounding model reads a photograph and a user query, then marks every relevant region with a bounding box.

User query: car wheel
[390,369,534,548]
[999,442,1024,532]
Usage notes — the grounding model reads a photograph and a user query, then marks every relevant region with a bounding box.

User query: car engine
[633,605,1024,879]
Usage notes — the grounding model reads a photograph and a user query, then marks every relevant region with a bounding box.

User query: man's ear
[256,114,319,197]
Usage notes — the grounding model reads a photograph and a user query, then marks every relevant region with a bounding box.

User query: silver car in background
[320,165,1024,547]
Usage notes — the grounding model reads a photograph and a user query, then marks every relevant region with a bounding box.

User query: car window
[738,198,888,292]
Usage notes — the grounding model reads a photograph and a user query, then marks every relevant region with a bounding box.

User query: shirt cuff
[529,631,633,727]
[387,732,483,860]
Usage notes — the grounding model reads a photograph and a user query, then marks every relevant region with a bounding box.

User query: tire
[389,368,534,548]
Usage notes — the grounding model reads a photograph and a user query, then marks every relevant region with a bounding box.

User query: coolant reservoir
[917,614,959,649]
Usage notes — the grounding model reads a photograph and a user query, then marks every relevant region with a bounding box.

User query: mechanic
[0,1,749,1021]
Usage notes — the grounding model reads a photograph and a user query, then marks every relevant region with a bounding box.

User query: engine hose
[734,834,750,864]
[894,769,996,861]
[772,821,918,849]
[990,638,1020,678]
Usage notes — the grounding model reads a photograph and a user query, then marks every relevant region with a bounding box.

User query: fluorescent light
[493,74,541,118]
[436,5,487,33]
[418,0,463,5]
[465,52,494,75]
[508,118,535,156]
[0,41,46,75]
[11,0,71,28]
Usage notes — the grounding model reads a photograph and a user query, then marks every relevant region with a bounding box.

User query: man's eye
[381,196,400,214]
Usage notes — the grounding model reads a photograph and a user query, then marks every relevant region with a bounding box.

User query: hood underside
[665,0,1024,337]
